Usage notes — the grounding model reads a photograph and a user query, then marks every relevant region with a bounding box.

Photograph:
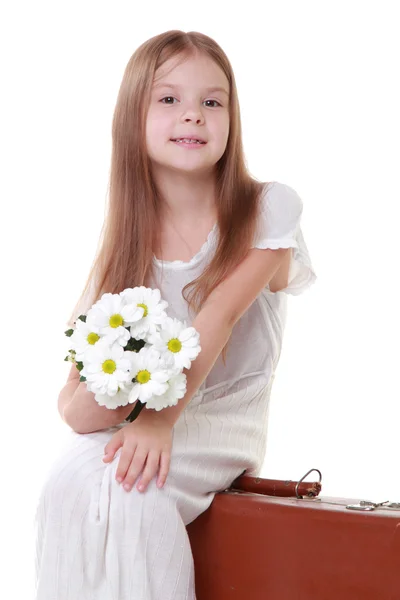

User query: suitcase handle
[229,468,322,498]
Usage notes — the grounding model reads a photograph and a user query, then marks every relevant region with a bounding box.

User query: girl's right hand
[102,409,173,493]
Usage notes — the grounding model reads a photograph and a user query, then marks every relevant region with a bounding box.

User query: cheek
[216,115,230,147]
[145,115,167,156]
[146,108,170,137]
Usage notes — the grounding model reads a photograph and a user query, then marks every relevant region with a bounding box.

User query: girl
[34,30,317,599]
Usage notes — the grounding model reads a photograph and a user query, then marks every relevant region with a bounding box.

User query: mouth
[170,138,207,145]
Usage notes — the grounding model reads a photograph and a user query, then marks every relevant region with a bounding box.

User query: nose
[181,107,205,125]
[184,116,203,124]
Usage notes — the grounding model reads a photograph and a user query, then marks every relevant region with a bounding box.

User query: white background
[1,1,399,597]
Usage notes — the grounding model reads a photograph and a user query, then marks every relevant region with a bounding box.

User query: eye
[159,97,222,107]
[204,99,222,108]
[160,96,177,104]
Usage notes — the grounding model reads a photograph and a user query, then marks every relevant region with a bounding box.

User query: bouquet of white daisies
[64,286,201,423]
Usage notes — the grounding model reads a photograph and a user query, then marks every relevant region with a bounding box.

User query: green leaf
[79,375,87,382]
[78,314,87,322]
[64,328,74,337]
[125,338,146,352]
[76,361,84,371]
[65,351,76,363]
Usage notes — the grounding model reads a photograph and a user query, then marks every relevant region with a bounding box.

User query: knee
[36,448,106,516]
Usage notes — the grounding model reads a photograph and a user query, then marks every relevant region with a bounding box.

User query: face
[145,52,230,175]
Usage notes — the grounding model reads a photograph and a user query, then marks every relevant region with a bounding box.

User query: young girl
[34,30,317,599]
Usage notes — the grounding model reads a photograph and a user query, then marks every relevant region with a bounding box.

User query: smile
[170,139,207,148]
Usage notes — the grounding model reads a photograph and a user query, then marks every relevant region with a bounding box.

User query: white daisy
[94,387,131,410]
[127,346,171,404]
[67,318,103,362]
[148,316,201,370]
[120,286,168,341]
[87,292,144,346]
[93,363,137,408]
[81,339,133,401]
[146,370,187,411]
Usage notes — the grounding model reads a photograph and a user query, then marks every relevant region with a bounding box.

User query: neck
[152,167,218,225]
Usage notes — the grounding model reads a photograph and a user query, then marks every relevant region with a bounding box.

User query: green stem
[125,400,146,423]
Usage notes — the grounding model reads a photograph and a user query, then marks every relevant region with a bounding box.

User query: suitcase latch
[346,500,400,511]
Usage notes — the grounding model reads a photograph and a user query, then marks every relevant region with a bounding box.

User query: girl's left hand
[102,409,173,493]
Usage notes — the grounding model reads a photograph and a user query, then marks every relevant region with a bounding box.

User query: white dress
[34,181,317,599]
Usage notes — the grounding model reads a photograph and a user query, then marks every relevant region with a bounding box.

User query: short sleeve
[252,181,317,295]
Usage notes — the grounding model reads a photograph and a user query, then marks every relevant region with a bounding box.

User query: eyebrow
[152,83,229,96]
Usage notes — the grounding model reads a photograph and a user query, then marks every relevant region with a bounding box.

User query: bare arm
[151,246,291,427]
[61,364,135,433]
[57,363,80,422]
[63,246,289,433]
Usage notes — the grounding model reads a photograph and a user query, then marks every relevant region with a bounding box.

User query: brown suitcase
[186,469,400,600]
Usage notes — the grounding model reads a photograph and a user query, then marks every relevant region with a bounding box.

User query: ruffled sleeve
[252,181,317,295]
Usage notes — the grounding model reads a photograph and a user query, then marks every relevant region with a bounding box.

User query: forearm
[63,301,234,433]
[58,379,80,423]
[155,246,288,426]
[146,304,234,427]
[63,381,135,434]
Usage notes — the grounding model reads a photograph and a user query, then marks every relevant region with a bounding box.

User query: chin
[159,156,214,170]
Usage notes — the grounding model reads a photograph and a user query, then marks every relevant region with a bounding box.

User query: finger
[122,450,148,491]
[157,451,171,488]
[103,432,123,462]
[136,451,161,492]
[115,442,138,483]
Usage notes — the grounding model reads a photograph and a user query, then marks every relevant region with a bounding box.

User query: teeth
[174,139,203,144]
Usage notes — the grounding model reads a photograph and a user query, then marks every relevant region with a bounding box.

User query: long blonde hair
[67,30,268,364]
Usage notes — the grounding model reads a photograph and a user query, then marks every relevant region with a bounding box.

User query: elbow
[67,422,87,435]
[62,404,84,433]
[62,402,95,434]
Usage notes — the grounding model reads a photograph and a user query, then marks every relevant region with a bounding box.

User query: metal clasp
[295,468,322,499]
[346,500,391,511]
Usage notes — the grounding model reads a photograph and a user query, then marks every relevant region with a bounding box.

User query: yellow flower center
[137,303,148,318]
[109,313,124,328]
[168,338,182,353]
[136,369,151,384]
[102,359,116,374]
[87,332,100,345]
